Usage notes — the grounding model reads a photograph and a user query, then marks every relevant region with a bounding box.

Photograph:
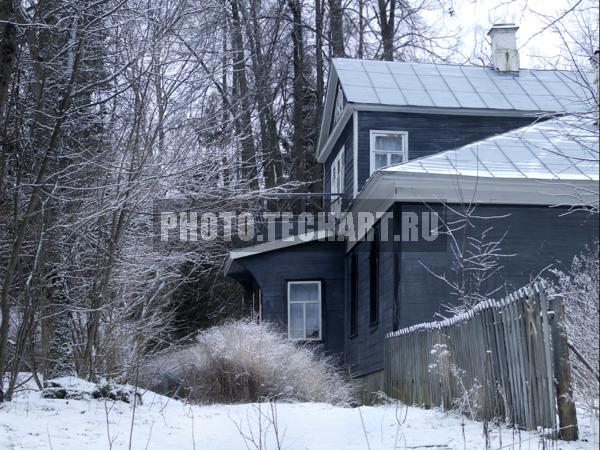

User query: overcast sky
[428,0,598,68]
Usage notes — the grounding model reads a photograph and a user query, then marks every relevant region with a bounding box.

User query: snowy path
[0,387,598,449]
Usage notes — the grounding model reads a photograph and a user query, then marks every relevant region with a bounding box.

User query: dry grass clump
[141,319,353,405]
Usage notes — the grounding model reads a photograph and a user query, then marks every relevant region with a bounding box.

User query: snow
[332,59,593,113]
[46,376,97,393]
[1,382,598,449]
[382,116,599,182]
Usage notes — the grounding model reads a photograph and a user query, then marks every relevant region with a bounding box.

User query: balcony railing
[257,192,343,215]
[242,192,343,245]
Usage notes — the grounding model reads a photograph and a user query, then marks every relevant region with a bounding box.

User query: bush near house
[140,320,353,405]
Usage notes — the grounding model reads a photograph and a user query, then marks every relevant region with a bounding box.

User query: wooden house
[225,25,599,389]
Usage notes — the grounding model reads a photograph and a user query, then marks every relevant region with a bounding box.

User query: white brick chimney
[488,24,520,73]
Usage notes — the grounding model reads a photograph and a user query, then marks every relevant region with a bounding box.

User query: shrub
[140,319,353,405]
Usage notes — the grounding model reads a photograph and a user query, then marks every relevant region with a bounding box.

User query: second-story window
[330,146,344,214]
[370,130,408,174]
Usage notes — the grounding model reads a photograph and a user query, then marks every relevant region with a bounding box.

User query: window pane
[305,303,320,339]
[375,135,403,151]
[289,303,304,337]
[390,153,404,165]
[374,153,388,170]
[289,329,304,340]
[330,149,345,196]
[289,283,319,302]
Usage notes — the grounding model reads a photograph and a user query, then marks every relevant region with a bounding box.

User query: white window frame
[287,281,322,341]
[330,146,345,215]
[369,130,408,175]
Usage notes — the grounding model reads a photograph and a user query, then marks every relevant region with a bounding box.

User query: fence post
[539,291,557,429]
[549,295,578,441]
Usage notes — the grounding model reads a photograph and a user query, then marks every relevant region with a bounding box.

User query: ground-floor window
[287,281,322,340]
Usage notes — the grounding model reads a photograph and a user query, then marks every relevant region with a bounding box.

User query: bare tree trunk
[378,0,396,61]
[315,0,324,128]
[358,0,365,59]
[221,23,231,184]
[245,0,280,188]
[0,0,17,123]
[288,0,305,183]
[328,0,345,57]
[81,197,127,379]
[44,272,75,379]
[0,0,18,192]
[230,0,258,188]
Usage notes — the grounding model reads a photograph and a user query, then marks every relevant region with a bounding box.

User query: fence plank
[540,291,557,430]
[383,285,575,437]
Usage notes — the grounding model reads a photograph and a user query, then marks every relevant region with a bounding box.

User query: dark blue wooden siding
[324,120,353,210]
[234,241,347,358]
[230,203,597,377]
[356,112,538,192]
[344,222,396,377]
[345,204,598,376]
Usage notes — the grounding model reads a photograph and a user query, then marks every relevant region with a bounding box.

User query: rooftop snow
[332,59,594,113]
[383,116,599,181]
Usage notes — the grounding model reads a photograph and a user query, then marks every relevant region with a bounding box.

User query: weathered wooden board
[384,285,578,438]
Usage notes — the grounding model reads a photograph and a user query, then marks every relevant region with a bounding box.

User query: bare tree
[421,203,515,316]
[0,0,477,401]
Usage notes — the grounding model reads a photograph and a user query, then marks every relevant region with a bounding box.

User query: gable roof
[317,58,595,162]
[382,115,599,181]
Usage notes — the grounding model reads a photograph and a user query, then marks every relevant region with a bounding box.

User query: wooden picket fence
[384,284,579,439]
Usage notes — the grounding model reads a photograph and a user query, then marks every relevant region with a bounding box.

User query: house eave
[316,104,353,163]
[387,172,599,206]
[351,103,557,118]
[224,228,338,275]
[344,170,598,251]
[316,67,340,161]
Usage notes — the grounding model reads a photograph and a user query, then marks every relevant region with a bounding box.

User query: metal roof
[333,59,594,113]
[383,116,599,181]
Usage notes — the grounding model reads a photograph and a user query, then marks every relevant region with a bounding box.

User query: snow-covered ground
[0,379,598,449]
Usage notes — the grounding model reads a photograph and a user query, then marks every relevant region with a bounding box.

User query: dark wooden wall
[323,121,353,210]
[345,204,598,377]
[234,240,347,358]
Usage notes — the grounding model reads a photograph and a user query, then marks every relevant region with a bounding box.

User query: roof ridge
[332,57,593,74]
